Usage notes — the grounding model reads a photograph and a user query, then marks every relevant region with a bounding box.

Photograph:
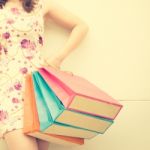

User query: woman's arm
[43,0,89,69]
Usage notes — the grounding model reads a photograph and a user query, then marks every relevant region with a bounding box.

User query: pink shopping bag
[38,66,123,120]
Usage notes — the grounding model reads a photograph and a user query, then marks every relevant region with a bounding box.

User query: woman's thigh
[37,138,50,150]
[3,128,38,150]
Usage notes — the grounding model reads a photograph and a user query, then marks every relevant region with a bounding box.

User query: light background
[0,0,150,149]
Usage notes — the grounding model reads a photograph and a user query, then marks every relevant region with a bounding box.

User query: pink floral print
[21,39,31,49]
[0,110,8,122]
[0,0,44,139]
[14,81,22,90]
[12,97,19,103]
[10,7,20,15]
[19,67,28,74]
[39,36,43,45]
[2,32,10,39]
[21,39,38,50]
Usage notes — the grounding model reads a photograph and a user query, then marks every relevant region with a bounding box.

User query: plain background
[0,0,150,149]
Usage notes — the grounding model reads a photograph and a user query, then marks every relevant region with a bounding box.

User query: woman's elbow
[84,24,89,35]
[77,22,89,36]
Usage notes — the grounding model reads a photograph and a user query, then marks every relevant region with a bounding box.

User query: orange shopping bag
[23,73,84,146]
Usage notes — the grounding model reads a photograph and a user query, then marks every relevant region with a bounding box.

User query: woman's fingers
[40,61,73,75]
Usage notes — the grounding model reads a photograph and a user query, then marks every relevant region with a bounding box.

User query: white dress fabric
[0,0,45,139]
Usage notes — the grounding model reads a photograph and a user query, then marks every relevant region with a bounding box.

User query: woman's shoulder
[41,0,56,17]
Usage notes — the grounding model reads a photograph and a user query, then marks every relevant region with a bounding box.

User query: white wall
[42,0,150,101]
[0,0,150,149]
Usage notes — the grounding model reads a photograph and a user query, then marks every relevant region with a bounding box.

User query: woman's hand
[41,56,74,75]
[43,56,62,70]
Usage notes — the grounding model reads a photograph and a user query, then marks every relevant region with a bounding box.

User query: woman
[0,0,89,149]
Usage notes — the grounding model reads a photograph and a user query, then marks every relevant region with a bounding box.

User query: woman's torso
[0,0,45,77]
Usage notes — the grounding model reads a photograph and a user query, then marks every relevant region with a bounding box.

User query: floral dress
[0,0,45,140]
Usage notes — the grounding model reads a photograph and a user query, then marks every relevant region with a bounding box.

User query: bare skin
[3,0,89,150]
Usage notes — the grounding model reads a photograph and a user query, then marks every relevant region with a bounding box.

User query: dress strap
[32,0,43,16]
[34,0,43,10]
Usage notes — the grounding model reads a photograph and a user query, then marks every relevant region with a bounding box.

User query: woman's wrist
[44,54,63,66]
[55,54,65,62]
[44,48,69,66]
[53,53,66,62]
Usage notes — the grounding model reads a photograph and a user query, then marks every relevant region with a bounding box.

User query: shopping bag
[38,66,123,120]
[23,73,84,146]
[31,71,113,139]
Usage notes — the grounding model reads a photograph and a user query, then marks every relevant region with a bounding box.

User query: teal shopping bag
[32,71,64,131]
